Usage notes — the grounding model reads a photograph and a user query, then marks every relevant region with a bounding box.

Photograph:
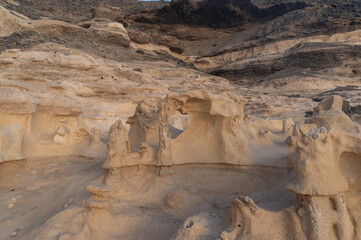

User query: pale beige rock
[3,84,360,240]
[218,195,305,240]
[37,90,300,239]
[103,119,155,168]
[127,98,162,151]
[287,97,361,196]
[283,118,295,135]
[297,193,353,240]
[220,196,259,240]
[284,96,361,240]
[0,124,25,162]
[306,95,357,130]
[85,183,112,210]
[157,90,251,165]
[0,6,360,239]
[103,120,130,169]
[78,18,131,48]
[106,90,289,168]
[53,125,70,145]
[173,212,219,240]
[90,128,102,147]
[0,6,30,37]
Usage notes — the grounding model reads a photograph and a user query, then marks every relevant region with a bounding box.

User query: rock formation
[102,90,291,168]
[1,1,361,239]
[150,0,308,28]
[0,6,29,37]
[27,92,356,240]
[215,96,361,240]
[284,96,361,240]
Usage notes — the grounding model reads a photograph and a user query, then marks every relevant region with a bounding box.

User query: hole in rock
[185,221,193,229]
[168,111,190,139]
[339,152,361,187]
[80,23,91,29]
[329,197,337,211]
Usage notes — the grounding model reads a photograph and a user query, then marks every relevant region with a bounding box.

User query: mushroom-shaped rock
[287,96,361,195]
[285,96,361,240]
[286,125,349,195]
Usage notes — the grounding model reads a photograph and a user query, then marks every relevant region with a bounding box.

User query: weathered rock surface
[0,6,29,37]
[0,124,25,162]
[0,1,361,240]
[146,0,308,28]
[25,94,359,240]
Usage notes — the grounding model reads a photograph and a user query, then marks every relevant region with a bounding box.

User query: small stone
[10,228,21,238]
[7,198,17,208]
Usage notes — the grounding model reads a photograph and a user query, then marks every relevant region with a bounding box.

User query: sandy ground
[0,157,104,239]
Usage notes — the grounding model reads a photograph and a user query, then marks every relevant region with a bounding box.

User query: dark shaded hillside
[148,0,309,28]
[0,0,169,21]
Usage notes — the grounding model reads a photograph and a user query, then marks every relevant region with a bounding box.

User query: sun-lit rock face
[208,97,361,240]
[0,124,25,162]
[105,90,250,167]
[286,125,350,195]
[105,90,292,168]
[306,95,358,130]
[43,92,354,240]
[1,1,361,239]
[0,6,30,37]
[282,96,361,240]
[4,85,358,240]
[82,94,359,240]
[157,90,251,165]
[0,37,230,161]
[286,96,361,196]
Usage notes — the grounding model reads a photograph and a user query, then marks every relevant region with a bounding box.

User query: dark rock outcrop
[136,0,308,28]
